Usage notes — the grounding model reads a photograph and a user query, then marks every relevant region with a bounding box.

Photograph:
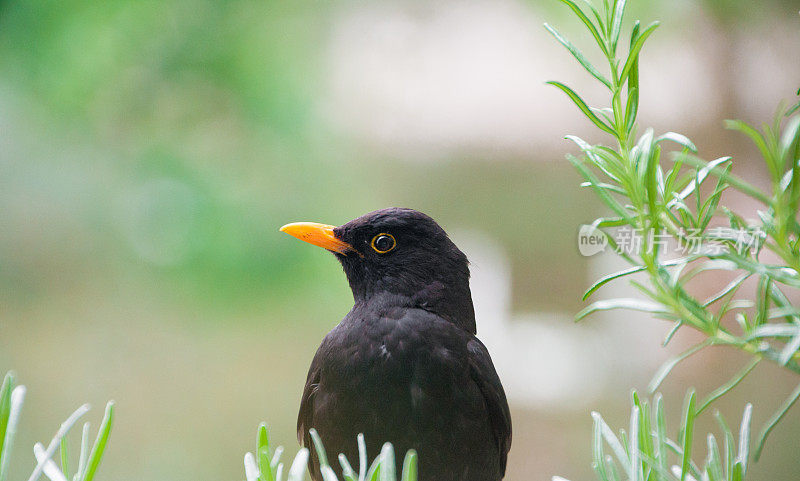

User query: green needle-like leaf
[271,446,284,472]
[779,334,800,365]
[655,132,698,152]
[321,464,339,481]
[703,273,749,309]
[340,454,357,481]
[580,0,606,35]
[309,429,330,469]
[358,433,367,481]
[649,340,712,393]
[547,81,617,135]
[705,434,723,481]
[696,358,760,415]
[366,454,383,481]
[754,381,800,461]
[244,453,259,481]
[653,394,669,479]
[257,423,273,481]
[714,411,734,478]
[80,401,114,481]
[554,0,610,56]
[609,0,627,54]
[679,390,696,481]
[29,404,89,481]
[379,443,395,481]
[0,372,13,469]
[77,422,89,481]
[577,298,667,322]
[725,120,778,181]
[583,265,646,300]
[591,411,632,479]
[583,257,690,300]
[401,450,417,481]
[624,87,639,133]
[779,115,800,155]
[592,417,609,481]
[619,22,659,86]
[544,23,612,89]
[60,437,70,480]
[676,154,770,205]
[0,384,24,481]
[569,155,634,220]
[628,405,641,481]
[288,449,309,481]
[736,404,752,477]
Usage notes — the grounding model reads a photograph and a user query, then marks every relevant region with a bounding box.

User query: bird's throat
[353,279,477,335]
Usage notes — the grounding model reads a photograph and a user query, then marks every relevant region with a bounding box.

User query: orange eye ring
[370,233,396,253]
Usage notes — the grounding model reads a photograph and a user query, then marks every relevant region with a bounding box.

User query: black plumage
[282,208,511,481]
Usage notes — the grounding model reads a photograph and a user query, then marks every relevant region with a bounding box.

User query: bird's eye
[370,233,396,253]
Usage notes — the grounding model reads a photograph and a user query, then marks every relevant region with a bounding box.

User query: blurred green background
[0,0,798,479]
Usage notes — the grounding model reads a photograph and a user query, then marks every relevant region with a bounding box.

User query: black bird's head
[280,208,476,333]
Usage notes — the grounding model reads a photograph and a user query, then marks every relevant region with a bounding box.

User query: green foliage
[554,391,753,481]
[0,371,114,481]
[243,426,417,481]
[787,89,800,117]
[0,372,23,481]
[547,0,800,472]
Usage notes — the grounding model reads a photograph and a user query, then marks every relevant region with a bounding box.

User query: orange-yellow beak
[279,222,354,255]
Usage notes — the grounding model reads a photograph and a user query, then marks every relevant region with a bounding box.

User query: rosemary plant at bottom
[554,391,753,481]
[0,371,114,481]
[546,0,800,479]
[243,424,417,481]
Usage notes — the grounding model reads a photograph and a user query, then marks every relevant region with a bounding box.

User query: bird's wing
[467,336,512,474]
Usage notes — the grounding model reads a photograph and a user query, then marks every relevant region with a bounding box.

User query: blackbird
[280,208,511,481]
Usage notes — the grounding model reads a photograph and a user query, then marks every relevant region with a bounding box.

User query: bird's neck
[354,280,477,334]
